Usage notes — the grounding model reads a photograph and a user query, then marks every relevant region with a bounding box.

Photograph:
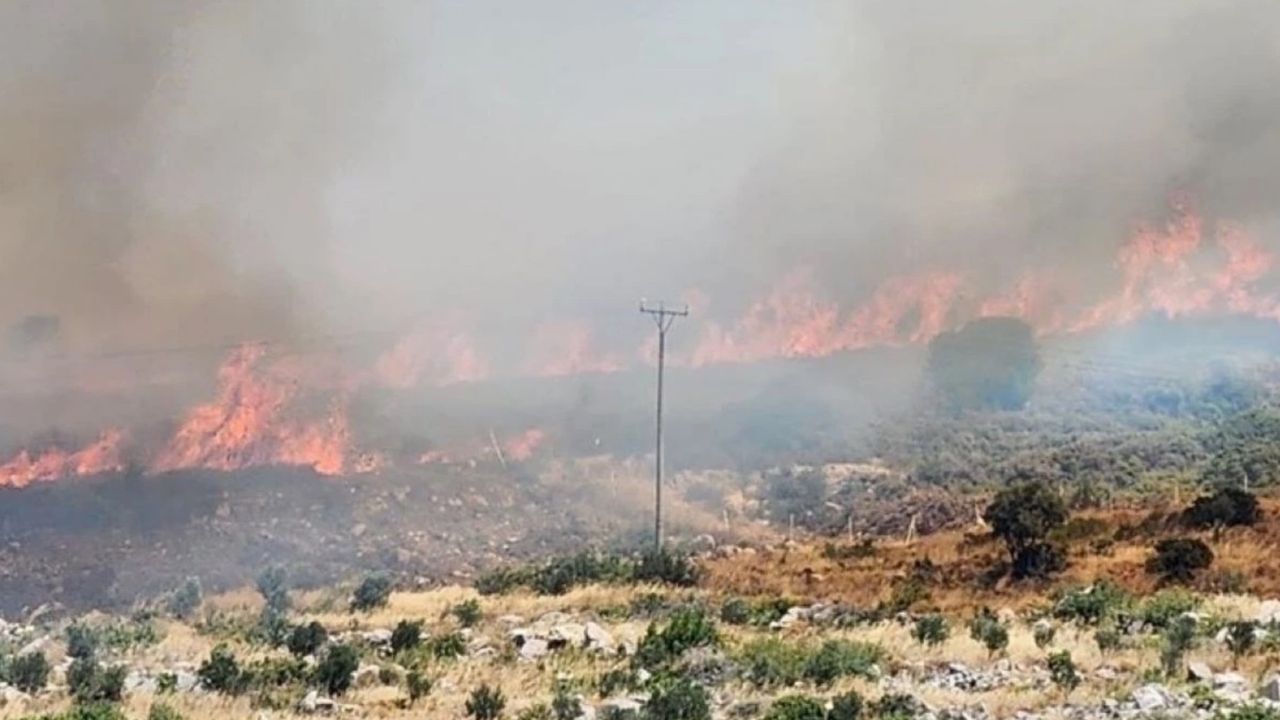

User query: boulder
[1132,684,1172,712]
[519,636,550,661]
[584,622,615,653]
[1256,600,1280,624]
[1214,671,1248,688]
[1187,662,1214,683]
[352,664,383,688]
[1260,674,1280,702]
[299,690,337,714]
[598,697,644,718]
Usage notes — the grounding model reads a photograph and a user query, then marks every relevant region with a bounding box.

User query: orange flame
[0,430,125,488]
[151,345,350,476]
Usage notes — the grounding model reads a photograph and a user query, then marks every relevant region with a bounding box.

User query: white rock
[1256,600,1280,624]
[519,637,550,661]
[1215,672,1249,688]
[299,690,337,714]
[1187,661,1214,682]
[352,664,383,688]
[584,622,615,653]
[1132,684,1171,712]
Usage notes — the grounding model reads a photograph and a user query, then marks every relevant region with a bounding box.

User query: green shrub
[313,644,359,696]
[452,599,483,628]
[287,621,329,658]
[147,703,184,720]
[1139,588,1201,628]
[197,644,247,695]
[870,693,921,720]
[634,607,718,670]
[351,573,393,612]
[737,638,807,688]
[466,684,507,720]
[551,680,581,720]
[803,640,884,686]
[828,691,864,720]
[1147,538,1214,584]
[155,673,177,695]
[968,612,1008,658]
[67,658,126,704]
[1094,626,1122,654]
[517,705,554,720]
[912,615,949,647]
[165,577,203,620]
[66,623,99,661]
[476,566,535,596]
[720,597,751,625]
[391,620,424,655]
[634,549,700,587]
[8,651,50,693]
[1047,651,1080,698]
[765,695,825,720]
[644,676,710,720]
[1160,615,1197,678]
[406,669,433,706]
[1052,582,1132,625]
[1227,621,1258,664]
[533,553,631,595]
[428,631,467,660]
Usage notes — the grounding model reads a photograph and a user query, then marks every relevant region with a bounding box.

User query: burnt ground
[0,463,645,617]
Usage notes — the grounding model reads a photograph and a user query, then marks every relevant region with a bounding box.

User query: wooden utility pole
[640,300,688,551]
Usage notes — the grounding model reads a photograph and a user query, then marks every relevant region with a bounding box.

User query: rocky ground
[3,547,1280,720]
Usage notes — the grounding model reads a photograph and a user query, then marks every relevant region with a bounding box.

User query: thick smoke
[724,0,1280,305]
[2,0,1279,364]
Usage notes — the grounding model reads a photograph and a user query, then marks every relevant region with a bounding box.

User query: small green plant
[391,620,424,654]
[452,599,483,628]
[1047,650,1080,699]
[147,703,185,720]
[737,638,807,688]
[155,673,178,695]
[467,683,507,720]
[287,621,329,658]
[1140,588,1202,628]
[803,639,884,686]
[517,705,554,720]
[720,597,751,625]
[8,651,50,693]
[765,694,825,720]
[644,675,710,720]
[313,644,359,696]
[870,693,920,720]
[406,669,433,707]
[351,573,394,612]
[1052,582,1132,625]
[828,691,864,720]
[912,614,949,647]
[1033,621,1056,650]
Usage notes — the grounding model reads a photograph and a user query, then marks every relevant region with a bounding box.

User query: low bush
[427,631,467,660]
[451,599,483,628]
[737,638,807,688]
[634,608,718,670]
[313,644,359,696]
[1047,651,1080,698]
[1139,588,1201,628]
[466,684,506,720]
[165,578,203,620]
[390,620,424,655]
[765,695,825,720]
[1052,582,1132,625]
[644,675,710,720]
[870,693,921,720]
[476,549,698,597]
[8,651,50,693]
[198,644,247,695]
[406,669,433,707]
[828,691,864,720]
[803,640,884,686]
[633,549,700,587]
[912,614,949,647]
[287,621,329,658]
[67,658,126,704]
[968,611,1009,658]
[147,703,184,720]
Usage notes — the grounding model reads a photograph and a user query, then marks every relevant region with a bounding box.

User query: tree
[983,482,1068,579]
[926,317,1041,411]
[313,644,359,696]
[1183,487,1260,530]
[1147,538,1214,584]
[351,573,393,612]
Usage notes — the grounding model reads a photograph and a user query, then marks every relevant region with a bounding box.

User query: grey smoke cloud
[2,0,1278,362]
